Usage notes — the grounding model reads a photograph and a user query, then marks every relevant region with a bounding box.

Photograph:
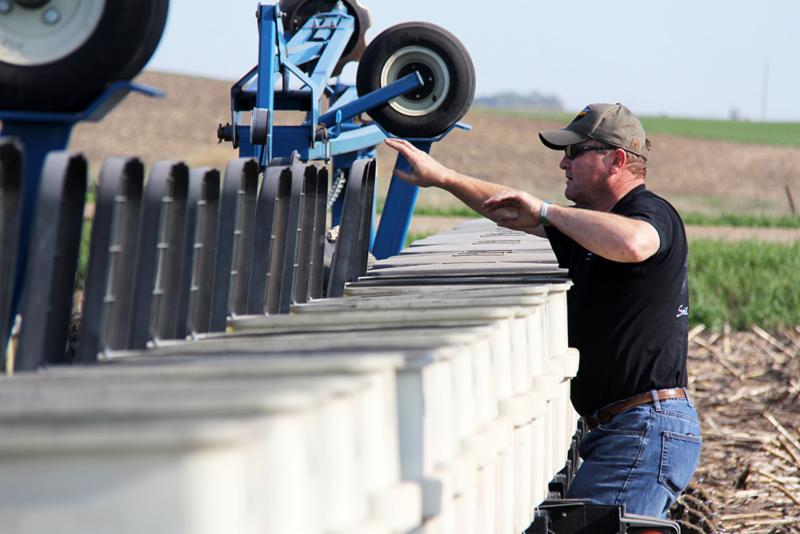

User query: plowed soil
[71,71,800,220]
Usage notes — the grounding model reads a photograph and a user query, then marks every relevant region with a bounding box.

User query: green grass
[376,199,481,218]
[689,240,800,329]
[381,200,800,229]
[474,107,800,147]
[397,235,800,329]
[639,117,800,146]
[408,205,480,218]
[683,212,800,228]
[404,231,435,248]
[76,219,92,290]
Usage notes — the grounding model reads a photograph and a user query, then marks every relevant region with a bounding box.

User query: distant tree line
[474,90,563,110]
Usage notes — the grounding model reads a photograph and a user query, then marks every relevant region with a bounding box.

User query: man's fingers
[394,168,414,182]
[384,138,417,157]
[483,191,520,208]
[486,206,519,220]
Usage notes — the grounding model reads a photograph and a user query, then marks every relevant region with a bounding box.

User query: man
[384,103,701,518]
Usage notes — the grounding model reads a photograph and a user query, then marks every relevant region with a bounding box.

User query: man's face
[559,142,614,205]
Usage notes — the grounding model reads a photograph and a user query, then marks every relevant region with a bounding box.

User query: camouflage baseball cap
[539,103,649,159]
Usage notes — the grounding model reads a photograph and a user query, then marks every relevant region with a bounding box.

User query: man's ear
[608,148,627,175]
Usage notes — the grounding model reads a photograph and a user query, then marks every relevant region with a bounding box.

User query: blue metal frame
[222,3,471,259]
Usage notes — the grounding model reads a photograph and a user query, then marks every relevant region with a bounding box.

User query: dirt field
[684,327,800,533]
[71,71,800,219]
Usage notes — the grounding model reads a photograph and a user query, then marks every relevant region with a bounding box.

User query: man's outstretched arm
[384,138,545,234]
[484,190,660,263]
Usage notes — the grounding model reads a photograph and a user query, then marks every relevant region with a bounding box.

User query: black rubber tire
[356,22,475,138]
[279,0,371,76]
[0,0,169,112]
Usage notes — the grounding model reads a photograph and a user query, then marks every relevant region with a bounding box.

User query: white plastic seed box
[544,282,571,357]
[39,354,404,490]
[342,283,548,301]
[451,485,479,534]
[234,301,511,450]
[494,385,543,533]
[121,334,470,505]
[525,388,550,511]
[369,250,558,268]
[529,373,561,496]
[56,352,424,533]
[355,261,566,279]
[232,301,516,399]
[486,416,515,534]
[512,419,534,533]
[335,283,563,388]
[422,451,478,524]
[462,417,513,534]
[27,352,436,534]
[543,348,580,465]
[289,295,542,403]
[472,460,497,534]
[0,374,371,534]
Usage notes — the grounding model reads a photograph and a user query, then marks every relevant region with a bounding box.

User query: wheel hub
[398,62,435,101]
[380,45,450,117]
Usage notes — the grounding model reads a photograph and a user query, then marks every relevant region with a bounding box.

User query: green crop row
[402,235,800,330]
[688,240,800,330]
[682,212,800,228]
[404,231,436,248]
[384,202,800,229]
[475,108,800,147]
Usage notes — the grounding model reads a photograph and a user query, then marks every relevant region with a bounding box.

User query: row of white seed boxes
[0,219,580,534]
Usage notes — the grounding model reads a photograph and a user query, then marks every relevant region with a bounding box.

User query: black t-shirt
[545,185,689,416]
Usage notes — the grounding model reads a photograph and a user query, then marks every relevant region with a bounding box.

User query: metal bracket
[250,107,271,145]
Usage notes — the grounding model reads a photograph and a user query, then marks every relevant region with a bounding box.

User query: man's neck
[592,177,646,212]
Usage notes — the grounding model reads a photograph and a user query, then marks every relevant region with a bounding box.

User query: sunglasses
[564,144,614,160]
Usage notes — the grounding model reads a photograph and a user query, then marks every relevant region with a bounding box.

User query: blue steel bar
[329,124,384,155]
[318,72,422,128]
[286,42,325,66]
[308,16,354,90]
[304,13,353,137]
[256,4,277,163]
[327,86,359,113]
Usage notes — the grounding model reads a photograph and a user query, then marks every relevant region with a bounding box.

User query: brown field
[72,71,800,220]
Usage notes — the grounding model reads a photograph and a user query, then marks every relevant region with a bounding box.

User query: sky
[148,0,800,122]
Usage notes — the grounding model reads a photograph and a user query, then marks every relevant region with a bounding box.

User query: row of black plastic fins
[0,138,376,371]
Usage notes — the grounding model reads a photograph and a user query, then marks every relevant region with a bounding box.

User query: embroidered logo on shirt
[676,305,689,318]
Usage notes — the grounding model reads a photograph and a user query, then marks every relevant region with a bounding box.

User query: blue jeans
[566,391,702,518]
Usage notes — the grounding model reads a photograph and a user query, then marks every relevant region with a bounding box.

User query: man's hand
[384,138,452,188]
[384,138,535,225]
[483,190,545,232]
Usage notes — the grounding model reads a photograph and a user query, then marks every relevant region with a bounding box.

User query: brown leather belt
[595,388,688,425]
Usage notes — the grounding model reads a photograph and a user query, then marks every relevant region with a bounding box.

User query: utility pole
[761,58,769,122]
